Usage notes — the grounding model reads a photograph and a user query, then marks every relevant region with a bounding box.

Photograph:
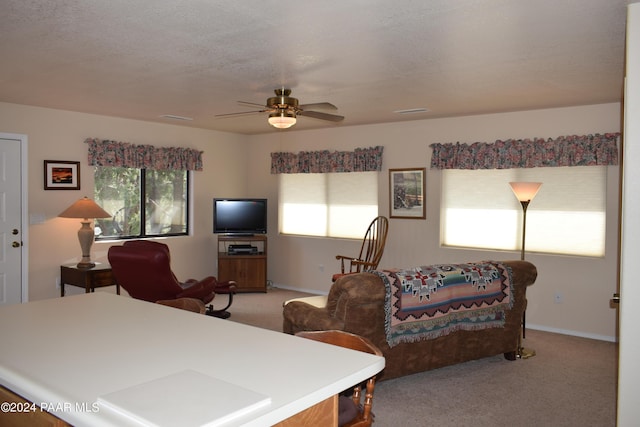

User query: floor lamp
[59,197,111,269]
[509,182,542,359]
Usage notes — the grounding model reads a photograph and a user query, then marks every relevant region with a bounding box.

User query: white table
[0,293,384,426]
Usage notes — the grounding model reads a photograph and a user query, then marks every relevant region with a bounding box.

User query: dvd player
[228,244,259,255]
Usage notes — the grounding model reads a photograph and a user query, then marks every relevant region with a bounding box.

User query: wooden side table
[60,263,119,297]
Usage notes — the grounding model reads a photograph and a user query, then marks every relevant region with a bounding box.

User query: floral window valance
[429,133,619,170]
[85,138,203,171]
[270,146,383,174]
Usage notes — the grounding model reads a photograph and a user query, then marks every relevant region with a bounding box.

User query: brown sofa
[283,260,537,380]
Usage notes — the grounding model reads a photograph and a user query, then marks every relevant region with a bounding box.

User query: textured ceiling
[0,0,634,135]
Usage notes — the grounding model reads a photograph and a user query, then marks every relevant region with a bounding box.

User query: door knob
[12,241,21,248]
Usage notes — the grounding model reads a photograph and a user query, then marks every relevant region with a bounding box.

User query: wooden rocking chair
[333,216,389,282]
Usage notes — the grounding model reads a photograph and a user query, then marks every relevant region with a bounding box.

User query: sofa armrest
[283,272,388,339]
[326,272,387,313]
[506,260,538,288]
[283,301,345,334]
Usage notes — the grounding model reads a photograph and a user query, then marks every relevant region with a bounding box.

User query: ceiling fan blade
[298,110,344,122]
[299,102,338,110]
[215,110,266,118]
[238,101,268,108]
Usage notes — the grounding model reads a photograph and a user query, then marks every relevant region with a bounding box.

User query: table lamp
[59,197,111,269]
[509,182,542,359]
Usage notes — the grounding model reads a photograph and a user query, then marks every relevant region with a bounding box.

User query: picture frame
[44,160,80,190]
[389,168,426,219]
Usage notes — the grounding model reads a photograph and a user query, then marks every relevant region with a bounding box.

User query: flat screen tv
[213,198,267,235]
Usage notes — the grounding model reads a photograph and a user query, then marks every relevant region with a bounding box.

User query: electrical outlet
[318,264,325,272]
[554,292,564,304]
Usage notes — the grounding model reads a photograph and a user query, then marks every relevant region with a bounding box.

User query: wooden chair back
[296,330,383,427]
[336,216,389,277]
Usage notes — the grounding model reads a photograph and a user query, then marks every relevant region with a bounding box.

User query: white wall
[248,103,621,341]
[0,102,249,301]
[0,100,621,340]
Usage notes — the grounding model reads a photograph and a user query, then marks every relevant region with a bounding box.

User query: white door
[0,135,26,306]
[618,3,640,425]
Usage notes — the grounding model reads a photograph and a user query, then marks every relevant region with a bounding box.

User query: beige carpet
[228,287,618,427]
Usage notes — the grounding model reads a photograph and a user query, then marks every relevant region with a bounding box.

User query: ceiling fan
[215,88,344,129]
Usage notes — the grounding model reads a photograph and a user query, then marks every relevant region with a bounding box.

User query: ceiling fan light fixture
[268,111,297,129]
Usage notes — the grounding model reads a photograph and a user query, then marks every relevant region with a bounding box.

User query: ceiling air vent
[393,108,430,115]
[160,115,193,121]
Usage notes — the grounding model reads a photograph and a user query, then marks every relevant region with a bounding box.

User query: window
[442,166,607,257]
[93,167,189,240]
[279,172,378,238]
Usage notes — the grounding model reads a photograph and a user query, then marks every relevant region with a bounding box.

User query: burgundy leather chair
[108,240,236,318]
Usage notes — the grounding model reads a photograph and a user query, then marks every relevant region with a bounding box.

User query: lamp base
[76,221,96,270]
[516,321,536,359]
[76,261,96,269]
[517,346,536,359]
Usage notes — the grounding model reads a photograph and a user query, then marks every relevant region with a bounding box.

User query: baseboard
[527,323,617,343]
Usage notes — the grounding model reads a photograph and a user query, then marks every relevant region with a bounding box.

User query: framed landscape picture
[389,168,425,219]
[44,160,80,190]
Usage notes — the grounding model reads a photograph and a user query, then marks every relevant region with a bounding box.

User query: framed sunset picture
[44,160,80,190]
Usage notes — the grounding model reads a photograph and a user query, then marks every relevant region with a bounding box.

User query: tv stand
[217,235,267,292]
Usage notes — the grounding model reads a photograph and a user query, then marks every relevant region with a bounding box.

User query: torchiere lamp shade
[59,197,111,269]
[509,182,542,202]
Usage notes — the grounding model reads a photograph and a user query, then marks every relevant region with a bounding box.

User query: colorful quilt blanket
[374,262,513,347]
